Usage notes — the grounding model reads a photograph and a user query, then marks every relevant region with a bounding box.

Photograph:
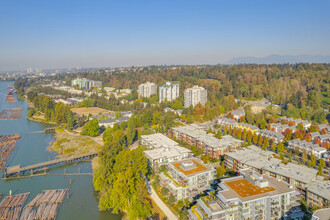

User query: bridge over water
[3,151,98,178]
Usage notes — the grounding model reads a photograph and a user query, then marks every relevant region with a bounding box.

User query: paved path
[150,186,178,220]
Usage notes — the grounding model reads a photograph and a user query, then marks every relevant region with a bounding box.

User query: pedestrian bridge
[3,151,98,178]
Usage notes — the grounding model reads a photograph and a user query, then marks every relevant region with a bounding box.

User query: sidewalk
[150,186,178,220]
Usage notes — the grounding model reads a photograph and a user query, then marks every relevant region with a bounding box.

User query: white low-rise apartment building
[190,168,301,220]
[225,146,318,198]
[256,129,285,144]
[141,133,191,170]
[287,139,327,159]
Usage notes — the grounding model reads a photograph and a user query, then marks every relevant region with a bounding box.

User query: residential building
[71,78,102,89]
[99,116,129,128]
[256,129,285,144]
[235,123,259,134]
[163,107,183,116]
[159,158,216,201]
[190,168,301,220]
[230,110,245,120]
[98,118,117,128]
[170,124,243,159]
[184,85,207,108]
[225,146,318,197]
[159,82,179,102]
[218,117,238,129]
[307,180,330,208]
[312,208,330,220]
[287,139,327,159]
[141,133,191,170]
[138,82,157,98]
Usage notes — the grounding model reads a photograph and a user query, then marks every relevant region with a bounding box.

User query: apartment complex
[307,180,330,208]
[159,82,179,102]
[287,139,327,159]
[71,78,102,89]
[141,133,191,170]
[190,169,300,220]
[159,158,216,201]
[138,82,157,98]
[184,85,207,108]
[225,146,318,197]
[170,124,243,159]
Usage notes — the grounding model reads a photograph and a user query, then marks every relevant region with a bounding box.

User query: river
[0,81,121,220]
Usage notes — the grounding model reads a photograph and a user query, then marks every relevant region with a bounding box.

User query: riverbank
[47,128,101,157]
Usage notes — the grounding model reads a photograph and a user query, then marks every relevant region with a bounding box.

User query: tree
[309,125,319,133]
[310,155,316,167]
[284,128,293,140]
[263,138,269,149]
[307,90,321,110]
[27,108,36,118]
[181,208,188,220]
[216,166,226,179]
[277,143,285,153]
[258,135,264,146]
[252,133,258,145]
[161,187,169,197]
[246,131,253,143]
[81,118,100,137]
[302,152,308,164]
[271,142,276,152]
[242,129,247,141]
[168,194,175,206]
[297,123,304,130]
[66,111,74,130]
[126,119,137,145]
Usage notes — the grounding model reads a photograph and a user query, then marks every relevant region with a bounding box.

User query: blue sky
[0,0,329,71]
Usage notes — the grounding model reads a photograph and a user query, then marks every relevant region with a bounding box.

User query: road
[150,185,178,220]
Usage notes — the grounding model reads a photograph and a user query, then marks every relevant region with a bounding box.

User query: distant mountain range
[224,55,330,64]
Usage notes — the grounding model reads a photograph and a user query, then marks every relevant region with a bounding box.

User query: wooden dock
[3,152,98,178]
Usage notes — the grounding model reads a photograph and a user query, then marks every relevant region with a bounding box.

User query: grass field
[48,129,101,156]
[71,107,113,117]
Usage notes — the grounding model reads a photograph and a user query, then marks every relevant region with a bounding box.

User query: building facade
[184,85,207,108]
[71,78,102,89]
[159,158,216,201]
[159,82,179,102]
[138,82,157,98]
[190,169,301,220]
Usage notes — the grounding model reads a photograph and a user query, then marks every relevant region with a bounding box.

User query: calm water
[0,81,121,220]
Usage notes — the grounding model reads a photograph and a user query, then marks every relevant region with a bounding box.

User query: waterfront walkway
[150,185,178,220]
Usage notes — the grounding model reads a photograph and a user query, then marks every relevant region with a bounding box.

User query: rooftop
[308,180,330,201]
[226,178,275,198]
[218,169,296,202]
[312,208,330,220]
[141,133,179,149]
[170,158,213,177]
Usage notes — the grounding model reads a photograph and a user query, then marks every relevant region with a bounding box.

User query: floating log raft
[0,134,21,170]
[5,92,16,103]
[0,193,29,220]
[0,108,22,120]
[20,189,68,220]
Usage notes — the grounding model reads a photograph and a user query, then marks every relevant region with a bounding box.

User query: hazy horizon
[1,0,330,71]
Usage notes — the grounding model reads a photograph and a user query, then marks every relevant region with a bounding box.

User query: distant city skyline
[1,0,330,71]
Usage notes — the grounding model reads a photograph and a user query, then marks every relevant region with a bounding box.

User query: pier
[3,151,98,178]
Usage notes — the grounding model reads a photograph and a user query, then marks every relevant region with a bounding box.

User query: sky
[0,0,330,71]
